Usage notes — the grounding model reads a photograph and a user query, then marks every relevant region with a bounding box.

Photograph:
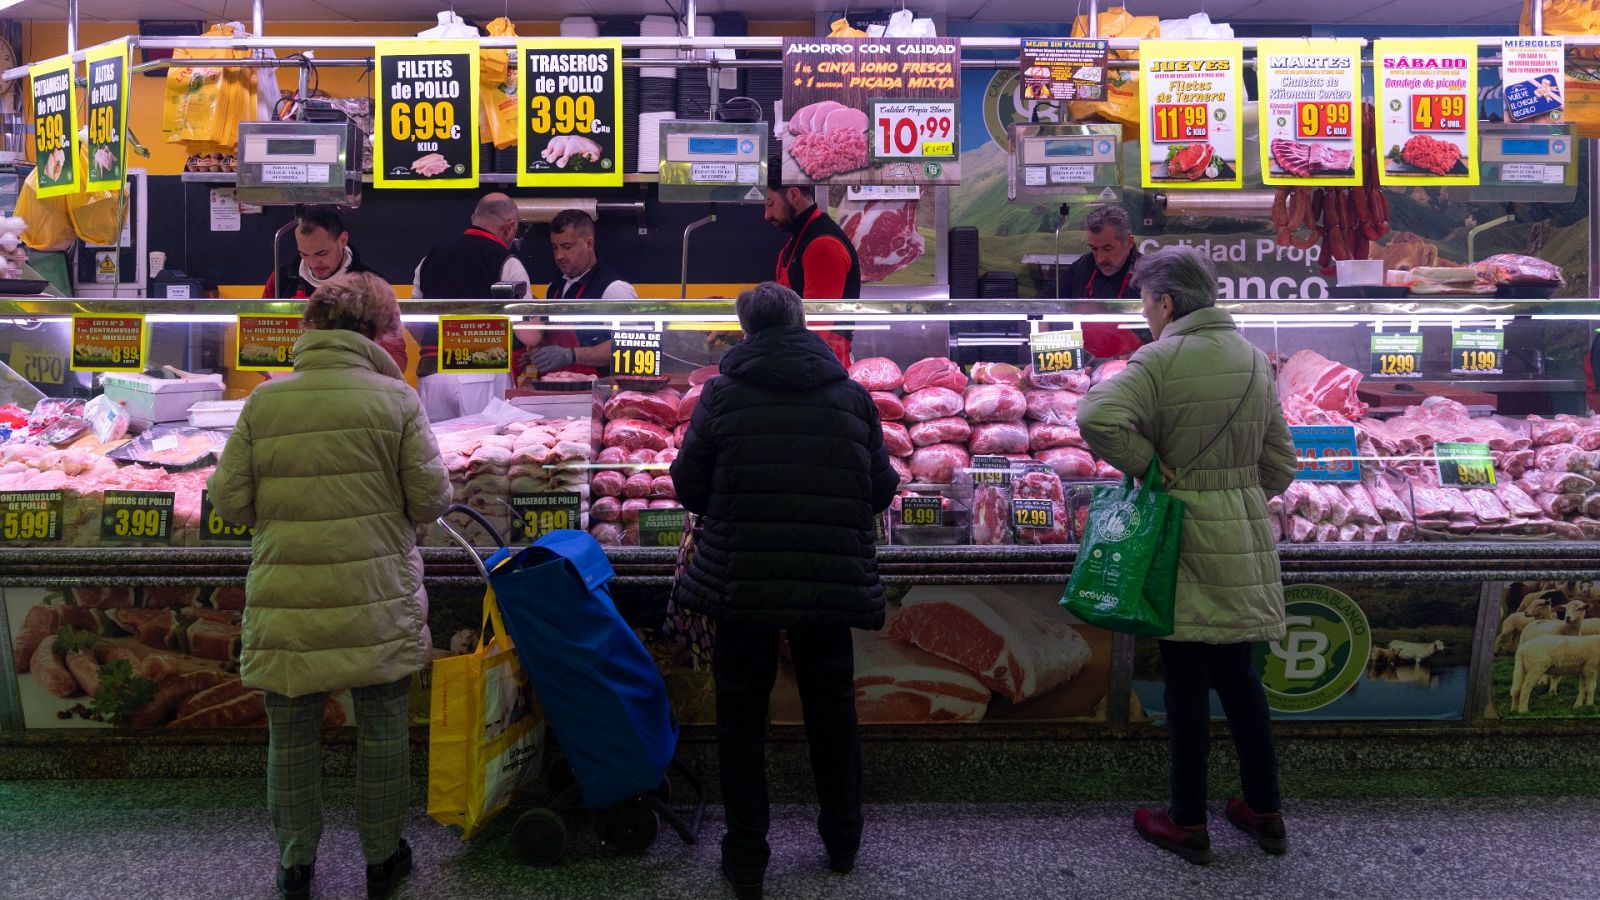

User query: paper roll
[513,198,598,224]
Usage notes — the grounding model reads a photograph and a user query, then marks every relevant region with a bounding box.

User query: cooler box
[101,372,225,431]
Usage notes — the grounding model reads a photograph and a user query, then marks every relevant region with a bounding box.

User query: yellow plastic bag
[427,578,544,840]
[64,144,128,246]
[1521,2,1600,136]
[163,23,256,150]
[17,169,75,252]
[1070,7,1159,139]
[481,18,519,149]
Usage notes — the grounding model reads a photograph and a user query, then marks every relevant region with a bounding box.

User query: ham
[1277,350,1368,420]
[605,391,680,429]
[903,357,969,393]
[852,628,991,724]
[964,385,1027,423]
[903,387,964,422]
[870,391,906,421]
[849,357,904,392]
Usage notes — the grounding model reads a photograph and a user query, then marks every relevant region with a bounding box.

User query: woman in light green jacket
[1078,246,1298,867]
[208,272,451,900]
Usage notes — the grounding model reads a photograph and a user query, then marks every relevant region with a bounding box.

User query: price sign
[8,339,67,385]
[1139,40,1245,190]
[0,491,62,543]
[1451,330,1505,375]
[510,492,582,543]
[373,40,478,189]
[101,491,174,543]
[972,455,1012,486]
[83,40,130,192]
[1370,333,1423,379]
[899,496,943,528]
[638,508,688,547]
[1374,39,1478,186]
[30,55,80,198]
[70,314,146,373]
[1288,425,1361,482]
[200,491,255,543]
[611,330,662,377]
[1436,441,1496,488]
[1259,41,1362,187]
[870,100,958,161]
[1030,329,1087,374]
[518,40,623,188]
[1502,38,1564,124]
[236,315,304,371]
[1297,102,1353,139]
[1012,498,1054,530]
[438,316,512,373]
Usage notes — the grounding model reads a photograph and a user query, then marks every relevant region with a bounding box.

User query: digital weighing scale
[236,120,362,207]
[658,122,767,204]
[1007,123,1123,202]
[1459,123,1575,204]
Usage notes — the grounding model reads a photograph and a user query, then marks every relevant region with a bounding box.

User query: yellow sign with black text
[30,55,80,198]
[373,40,480,189]
[84,40,131,192]
[518,39,624,188]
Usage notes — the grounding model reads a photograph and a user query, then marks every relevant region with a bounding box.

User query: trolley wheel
[512,807,568,867]
[546,756,576,798]
[652,776,672,805]
[598,799,660,856]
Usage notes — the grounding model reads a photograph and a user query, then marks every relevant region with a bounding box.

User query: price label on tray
[1012,498,1055,530]
[101,490,174,543]
[1436,441,1496,488]
[1139,39,1245,190]
[1451,330,1505,376]
[439,316,512,373]
[971,455,1012,485]
[1370,333,1423,379]
[870,100,958,161]
[30,54,80,198]
[71,314,146,373]
[899,496,943,528]
[511,492,582,542]
[610,330,662,377]
[1030,329,1086,374]
[373,40,479,189]
[638,508,688,547]
[1374,39,1478,187]
[235,315,304,371]
[200,491,254,543]
[0,491,62,543]
[1288,425,1361,482]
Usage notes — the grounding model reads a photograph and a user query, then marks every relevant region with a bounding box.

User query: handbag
[1061,354,1259,636]
[662,513,716,669]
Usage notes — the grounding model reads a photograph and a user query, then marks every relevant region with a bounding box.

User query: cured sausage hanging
[1271,103,1390,276]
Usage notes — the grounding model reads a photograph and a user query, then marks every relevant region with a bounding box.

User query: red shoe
[1133,807,1212,865]
[1225,797,1288,855]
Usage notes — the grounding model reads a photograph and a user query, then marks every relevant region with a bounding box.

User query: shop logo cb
[1255,584,1370,712]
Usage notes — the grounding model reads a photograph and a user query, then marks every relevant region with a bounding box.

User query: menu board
[235,315,304,372]
[1138,40,1245,190]
[373,40,479,189]
[1020,38,1107,102]
[84,40,131,192]
[1258,40,1363,187]
[517,40,623,188]
[30,55,80,199]
[438,316,512,373]
[1373,39,1478,187]
[70,314,145,373]
[1501,38,1564,124]
[781,37,961,186]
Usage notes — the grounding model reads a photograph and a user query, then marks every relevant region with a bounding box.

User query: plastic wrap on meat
[1094,460,1120,479]
[1091,360,1128,385]
[589,522,624,545]
[1312,522,1339,542]
[871,391,906,421]
[1342,484,1382,526]
[678,384,704,424]
[620,498,650,524]
[889,455,912,488]
[1023,389,1080,425]
[1033,447,1096,479]
[910,417,970,448]
[972,483,1012,545]
[622,472,654,499]
[1474,253,1565,286]
[1285,482,1332,522]
[969,422,1030,456]
[604,391,679,429]
[1528,416,1580,447]
[673,422,690,448]
[597,446,627,466]
[903,387,965,422]
[1462,489,1511,524]
[686,364,719,386]
[591,496,622,523]
[1025,365,1092,393]
[1287,515,1317,542]
[1028,421,1086,451]
[1543,470,1596,494]
[1367,478,1410,522]
[1011,468,1068,545]
[882,422,915,458]
[591,470,626,498]
[650,475,677,500]
[849,357,905,392]
[910,444,970,484]
[964,384,1027,423]
[604,418,672,452]
[971,362,1024,386]
[903,357,969,393]
[1496,482,1544,519]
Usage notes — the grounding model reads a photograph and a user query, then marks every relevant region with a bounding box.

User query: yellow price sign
[9,340,67,385]
[1012,499,1054,529]
[0,491,63,543]
[899,497,943,528]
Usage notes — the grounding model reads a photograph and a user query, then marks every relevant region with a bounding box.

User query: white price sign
[870,100,957,161]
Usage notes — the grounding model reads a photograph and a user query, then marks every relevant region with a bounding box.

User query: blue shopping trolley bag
[488,529,678,811]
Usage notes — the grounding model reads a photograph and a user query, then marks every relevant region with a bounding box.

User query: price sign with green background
[511,492,582,542]
[1451,330,1505,376]
[373,40,479,189]
[30,54,80,198]
[101,491,174,543]
[200,491,255,543]
[1370,332,1423,379]
[84,39,130,192]
[638,508,688,547]
[1030,329,1086,374]
[1435,441,1496,488]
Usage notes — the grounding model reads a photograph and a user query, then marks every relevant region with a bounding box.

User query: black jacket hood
[718,325,848,391]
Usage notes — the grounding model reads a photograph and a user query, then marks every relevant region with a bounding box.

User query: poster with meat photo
[1258,40,1362,187]
[1488,580,1600,720]
[4,587,351,730]
[1374,39,1479,187]
[1137,40,1244,190]
[781,37,961,186]
[372,40,479,189]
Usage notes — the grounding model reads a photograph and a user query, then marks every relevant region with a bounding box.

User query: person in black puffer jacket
[671,282,897,900]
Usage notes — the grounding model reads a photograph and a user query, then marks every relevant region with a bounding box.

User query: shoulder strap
[1169,351,1259,490]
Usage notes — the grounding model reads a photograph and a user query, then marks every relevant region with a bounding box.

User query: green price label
[1435,441,1496,488]
[1030,329,1087,374]
[1370,333,1423,379]
[1451,330,1505,376]
[638,508,688,547]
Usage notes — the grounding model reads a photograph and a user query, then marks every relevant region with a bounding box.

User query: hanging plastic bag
[1070,7,1160,140]
[163,23,255,151]
[481,18,519,149]
[65,141,128,246]
[16,169,75,252]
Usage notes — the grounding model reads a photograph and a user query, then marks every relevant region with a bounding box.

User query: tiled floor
[2,778,1599,899]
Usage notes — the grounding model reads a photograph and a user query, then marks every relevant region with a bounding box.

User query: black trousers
[712,620,863,879]
[1158,640,1282,827]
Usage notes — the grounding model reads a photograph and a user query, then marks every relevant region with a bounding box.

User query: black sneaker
[827,852,857,874]
[720,862,763,900]
[366,840,413,900]
[277,863,313,900]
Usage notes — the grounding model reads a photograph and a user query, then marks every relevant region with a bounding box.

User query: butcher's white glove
[541,135,602,169]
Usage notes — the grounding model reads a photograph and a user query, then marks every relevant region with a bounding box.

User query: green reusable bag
[1060,457,1184,637]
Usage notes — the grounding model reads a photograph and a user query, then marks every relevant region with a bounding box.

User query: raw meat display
[1024,365,1091,393]
[882,423,915,458]
[678,384,704,423]
[969,423,1030,456]
[889,456,912,488]
[910,444,970,484]
[902,388,965,422]
[1091,360,1128,385]
[1023,390,1081,426]
[1269,138,1354,177]
[839,200,925,283]
[1278,350,1367,420]
[688,364,721,386]
[849,357,904,392]
[1399,134,1462,176]
[604,418,672,453]
[972,483,1012,545]
[963,385,1027,423]
[1011,467,1069,545]
[623,472,654,499]
[903,357,969,393]
[1475,253,1565,287]
[852,626,991,724]
[910,417,970,448]
[1028,422,1086,451]
[1033,447,1096,479]
[971,362,1024,386]
[871,392,906,421]
[886,588,1091,703]
[603,391,680,429]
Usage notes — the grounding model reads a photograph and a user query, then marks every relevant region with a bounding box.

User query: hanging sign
[517,39,623,188]
[235,315,304,371]
[781,37,961,186]
[438,316,512,373]
[1370,332,1423,379]
[1451,330,1505,376]
[30,54,80,198]
[70,314,146,372]
[1374,39,1479,187]
[1502,38,1564,124]
[1138,40,1245,190]
[1020,38,1107,103]
[84,40,131,192]
[1258,40,1363,187]
[373,40,479,189]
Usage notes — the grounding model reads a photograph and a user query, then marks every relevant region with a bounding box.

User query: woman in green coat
[208,272,452,900]
[1078,246,1299,866]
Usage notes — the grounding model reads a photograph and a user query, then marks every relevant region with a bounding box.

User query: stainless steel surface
[934,185,950,291]
[0,592,22,734]
[680,214,716,299]
[253,0,265,38]
[1591,140,1599,300]
[435,516,491,581]
[270,219,295,300]
[1089,0,1099,37]
[66,0,78,57]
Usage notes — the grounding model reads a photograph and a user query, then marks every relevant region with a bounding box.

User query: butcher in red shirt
[763,178,861,366]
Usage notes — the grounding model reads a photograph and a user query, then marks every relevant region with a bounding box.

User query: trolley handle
[434,504,509,582]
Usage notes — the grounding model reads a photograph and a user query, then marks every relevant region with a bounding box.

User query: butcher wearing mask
[1060,205,1149,360]
[762,174,860,367]
[517,208,638,380]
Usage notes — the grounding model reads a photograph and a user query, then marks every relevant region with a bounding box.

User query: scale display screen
[266,138,320,157]
[1042,139,1095,158]
[688,137,739,155]
[1499,138,1551,156]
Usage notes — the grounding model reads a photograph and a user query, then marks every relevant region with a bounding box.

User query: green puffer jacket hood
[207,328,453,697]
[1077,307,1299,644]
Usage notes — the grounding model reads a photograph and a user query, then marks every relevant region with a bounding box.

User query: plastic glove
[528,344,575,374]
